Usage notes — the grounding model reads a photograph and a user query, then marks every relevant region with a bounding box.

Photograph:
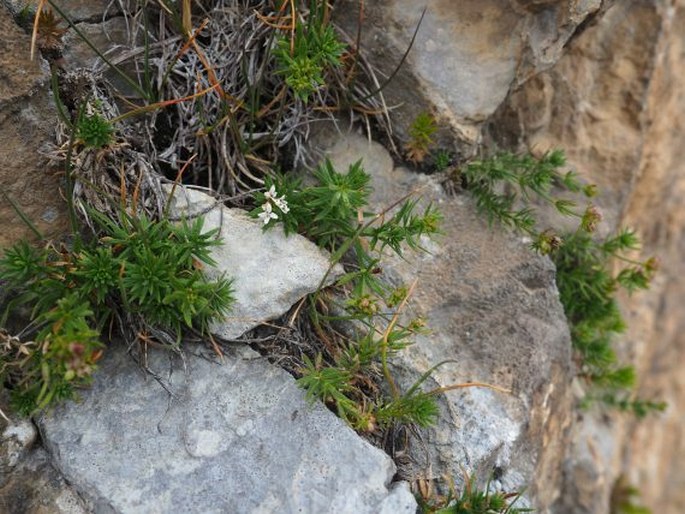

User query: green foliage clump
[461,150,589,245]
[274,16,346,102]
[406,112,438,163]
[76,112,114,148]
[251,159,442,431]
[434,149,453,172]
[253,159,440,255]
[418,475,532,514]
[459,149,665,417]
[553,230,665,417]
[0,213,234,414]
[611,476,652,514]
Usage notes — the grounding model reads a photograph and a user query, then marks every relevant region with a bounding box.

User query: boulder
[38,344,417,513]
[0,391,90,514]
[2,1,122,23]
[490,1,685,512]
[164,186,342,340]
[333,0,607,147]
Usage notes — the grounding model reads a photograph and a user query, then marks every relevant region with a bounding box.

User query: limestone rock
[62,17,132,72]
[38,344,417,514]
[164,186,342,340]
[310,128,573,511]
[1,416,37,484]
[490,1,685,512]
[0,391,90,514]
[333,0,605,146]
[0,5,67,248]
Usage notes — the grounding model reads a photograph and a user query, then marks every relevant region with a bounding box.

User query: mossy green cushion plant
[0,213,234,415]
[274,10,346,102]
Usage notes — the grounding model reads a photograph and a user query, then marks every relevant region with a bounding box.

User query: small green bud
[583,184,598,197]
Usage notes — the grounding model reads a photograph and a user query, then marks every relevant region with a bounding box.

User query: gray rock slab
[38,345,417,514]
[1,389,90,514]
[164,186,342,340]
[62,17,131,69]
[310,127,573,511]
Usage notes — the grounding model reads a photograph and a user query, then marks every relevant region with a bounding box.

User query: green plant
[461,150,592,248]
[610,476,652,514]
[77,111,114,148]
[0,213,234,414]
[434,149,452,172]
[251,159,444,431]
[554,230,665,416]
[418,474,532,514]
[457,149,665,416]
[273,10,347,102]
[406,112,438,163]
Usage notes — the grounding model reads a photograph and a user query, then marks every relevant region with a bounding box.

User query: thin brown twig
[30,0,48,61]
[428,381,512,396]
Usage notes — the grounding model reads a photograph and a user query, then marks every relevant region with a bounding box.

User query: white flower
[258,202,278,225]
[273,195,290,214]
[264,184,277,200]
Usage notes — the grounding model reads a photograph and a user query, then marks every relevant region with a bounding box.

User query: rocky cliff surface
[337,0,685,511]
[494,2,685,511]
[1,0,684,512]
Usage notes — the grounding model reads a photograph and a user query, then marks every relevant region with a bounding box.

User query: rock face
[2,1,122,23]
[0,4,67,249]
[1,391,89,514]
[334,0,608,146]
[310,128,574,511]
[2,0,684,512]
[38,344,416,514]
[165,186,341,340]
[489,1,685,512]
[332,1,685,511]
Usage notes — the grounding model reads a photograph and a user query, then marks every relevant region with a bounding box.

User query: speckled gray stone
[39,345,417,513]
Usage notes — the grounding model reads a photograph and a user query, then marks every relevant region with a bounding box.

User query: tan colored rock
[333,0,605,147]
[490,1,685,512]
[0,5,67,249]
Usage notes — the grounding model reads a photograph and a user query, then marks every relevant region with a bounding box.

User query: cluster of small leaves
[419,475,532,514]
[252,159,442,431]
[458,149,664,416]
[434,149,453,172]
[76,111,114,149]
[34,7,68,53]
[0,213,233,414]
[461,150,597,251]
[274,13,346,102]
[252,159,441,255]
[405,112,438,164]
[610,476,652,514]
[553,229,664,416]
